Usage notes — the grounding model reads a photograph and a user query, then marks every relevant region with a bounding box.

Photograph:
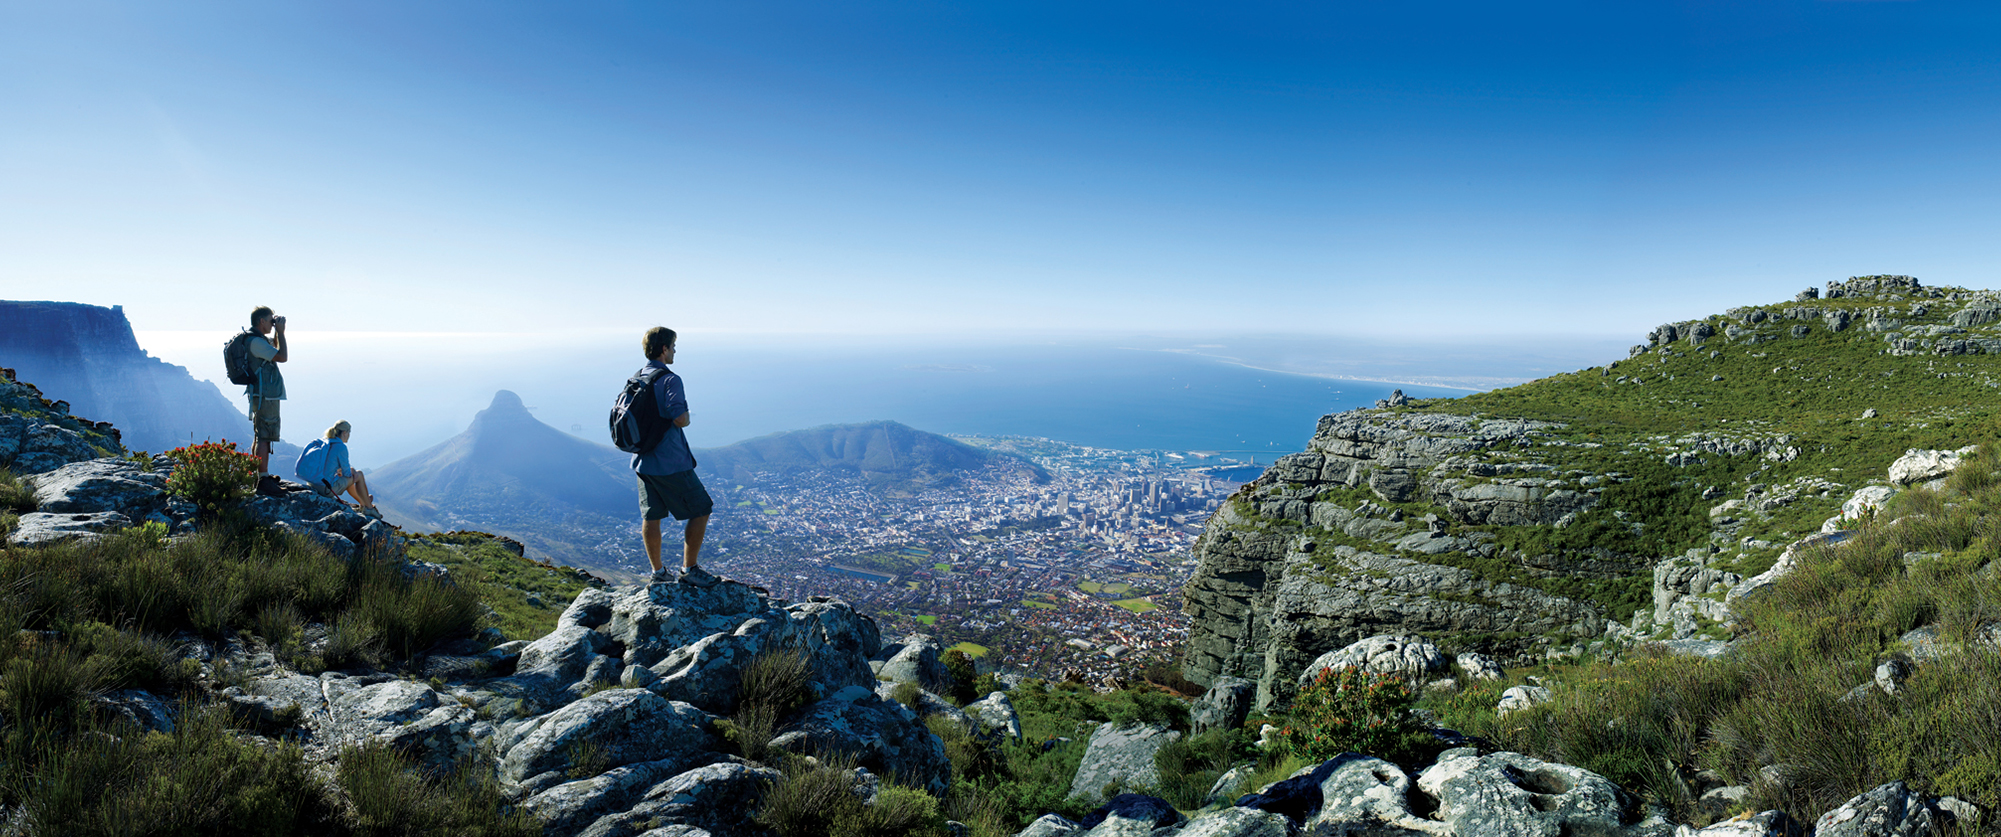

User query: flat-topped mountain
[696,420,1046,493]
[0,301,261,454]
[1183,275,2001,705]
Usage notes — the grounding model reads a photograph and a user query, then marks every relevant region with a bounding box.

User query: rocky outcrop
[0,370,121,476]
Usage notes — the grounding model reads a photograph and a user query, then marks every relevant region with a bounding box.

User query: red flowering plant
[1275,665,1434,767]
[165,441,259,518]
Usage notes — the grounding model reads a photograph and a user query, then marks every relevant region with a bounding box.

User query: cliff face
[0,301,254,454]
[1182,275,2001,709]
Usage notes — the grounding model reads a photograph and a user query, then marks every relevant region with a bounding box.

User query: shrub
[1275,667,1432,768]
[757,756,945,837]
[1151,728,1252,810]
[1101,685,1189,731]
[729,648,814,763]
[891,681,923,711]
[0,467,34,514]
[942,649,978,705]
[337,742,539,836]
[165,441,258,518]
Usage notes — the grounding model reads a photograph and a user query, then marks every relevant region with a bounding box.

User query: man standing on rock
[246,306,288,495]
[632,326,717,586]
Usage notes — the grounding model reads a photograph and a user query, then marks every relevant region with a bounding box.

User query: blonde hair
[325,420,352,439]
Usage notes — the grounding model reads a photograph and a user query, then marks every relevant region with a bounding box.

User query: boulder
[1237,753,1446,834]
[876,634,952,691]
[767,684,951,796]
[0,415,105,475]
[509,624,611,699]
[1169,807,1290,837]
[1074,794,1185,836]
[1887,447,1977,486]
[1067,722,1182,805]
[966,690,1024,741]
[26,458,166,517]
[1692,810,1805,836]
[1190,676,1254,734]
[498,689,718,788]
[325,679,477,769]
[98,689,175,733]
[572,761,780,837]
[5,510,131,546]
[1202,763,1256,808]
[1813,781,1943,837]
[1015,814,1081,837]
[1456,652,1503,681]
[1299,635,1448,685]
[1416,751,1647,837]
[1496,685,1551,715]
[648,600,879,716]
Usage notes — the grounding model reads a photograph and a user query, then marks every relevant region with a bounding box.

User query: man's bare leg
[642,518,664,572]
[683,514,709,570]
[253,440,272,476]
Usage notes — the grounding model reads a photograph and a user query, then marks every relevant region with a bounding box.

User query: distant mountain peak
[487,390,526,412]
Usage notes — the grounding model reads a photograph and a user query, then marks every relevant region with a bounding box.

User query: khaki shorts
[250,397,282,442]
[312,474,354,497]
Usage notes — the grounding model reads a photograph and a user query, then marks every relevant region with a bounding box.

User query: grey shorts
[250,397,281,442]
[638,470,713,521]
[311,474,354,497]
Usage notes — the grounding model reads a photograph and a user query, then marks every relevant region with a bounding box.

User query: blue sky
[5,1,2001,341]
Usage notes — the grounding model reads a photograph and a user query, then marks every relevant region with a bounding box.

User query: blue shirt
[631,360,696,476]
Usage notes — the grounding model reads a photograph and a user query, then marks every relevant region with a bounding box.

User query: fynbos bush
[1276,667,1431,767]
[165,441,257,518]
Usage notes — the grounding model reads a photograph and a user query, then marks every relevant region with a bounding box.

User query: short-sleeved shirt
[630,360,696,476]
[246,335,286,400]
[323,437,351,479]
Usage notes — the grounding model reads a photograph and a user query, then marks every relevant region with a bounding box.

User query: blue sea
[164,334,1478,469]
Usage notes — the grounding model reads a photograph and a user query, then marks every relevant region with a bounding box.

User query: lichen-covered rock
[1691,810,1805,836]
[1415,750,1643,837]
[1813,781,1943,837]
[1190,676,1254,734]
[1298,634,1448,684]
[967,690,1024,741]
[498,689,717,788]
[1014,814,1081,837]
[1456,652,1503,681]
[1887,447,1976,486]
[573,762,780,837]
[1496,685,1551,715]
[1073,794,1184,837]
[875,634,952,691]
[768,684,951,795]
[1169,807,1290,837]
[0,413,108,475]
[1067,723,1182,805]
[27,457,166,517]
[5,510,131,546]
[519,753,728,835]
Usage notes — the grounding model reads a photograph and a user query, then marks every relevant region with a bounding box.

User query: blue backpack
[295,438,331,485]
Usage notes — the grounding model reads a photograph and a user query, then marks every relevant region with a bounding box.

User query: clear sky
[5,1,2000,340]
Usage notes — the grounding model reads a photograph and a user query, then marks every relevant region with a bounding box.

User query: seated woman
[295,420,381,517]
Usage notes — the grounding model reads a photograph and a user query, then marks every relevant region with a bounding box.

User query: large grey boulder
[27,457,166,517]
[1299,635,1448,685]
[1067,722,1182,805]
[518,753,733,836]
[498,688,717,789]
[966,690,1024,741]
[767,684,951,795]
[1813,781,1943,837]
[6,511,131,546]
[1235,754,1443,834]
[1887,447,1976,487]
[1415,750,1647,837]
[574,761,781,837]
[508,623,612,699]
[1015,814,1081,837]
[1190,676,1254,734]
[326,679,476,770]
[1172,807,1289,837]
[1074,794,1185,837]
[875,633,952,691]
[1692,810,1804,836]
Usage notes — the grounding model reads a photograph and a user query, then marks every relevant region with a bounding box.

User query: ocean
[133,332,1481,468]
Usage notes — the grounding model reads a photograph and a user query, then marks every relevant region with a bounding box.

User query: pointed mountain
[370,391,633,563]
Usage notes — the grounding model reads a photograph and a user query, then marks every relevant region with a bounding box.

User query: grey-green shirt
[246,335,285,400]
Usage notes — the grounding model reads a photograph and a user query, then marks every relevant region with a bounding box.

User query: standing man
[246,306,288,494]
[633,326,717,586]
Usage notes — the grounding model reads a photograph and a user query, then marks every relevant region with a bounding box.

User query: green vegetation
[949,641,990,658]
[1276,667,1434,768]
[337,743,539,836]
[405,532,595,640]
[165,441,259,520]
[1433,450,2001,826]
[1112,598,1158,614]
[721,648,815,764]
[757,755,946,837]
[912,614,939,626]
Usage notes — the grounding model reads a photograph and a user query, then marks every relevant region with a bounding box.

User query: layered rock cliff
[0,301,255,453]
[1182,275,2001,708]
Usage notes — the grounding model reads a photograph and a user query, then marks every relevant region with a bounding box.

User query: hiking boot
[649,567,674,584]
[255,475,284,497]
[360,506,385,521]
[678,565,720,589]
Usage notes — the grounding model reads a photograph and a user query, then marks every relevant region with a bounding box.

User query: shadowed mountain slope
[369,390,632,550]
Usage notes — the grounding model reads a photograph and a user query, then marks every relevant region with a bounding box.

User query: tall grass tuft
[337,742,540,837]
[755,754,947,837]
[726,648,814,763]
